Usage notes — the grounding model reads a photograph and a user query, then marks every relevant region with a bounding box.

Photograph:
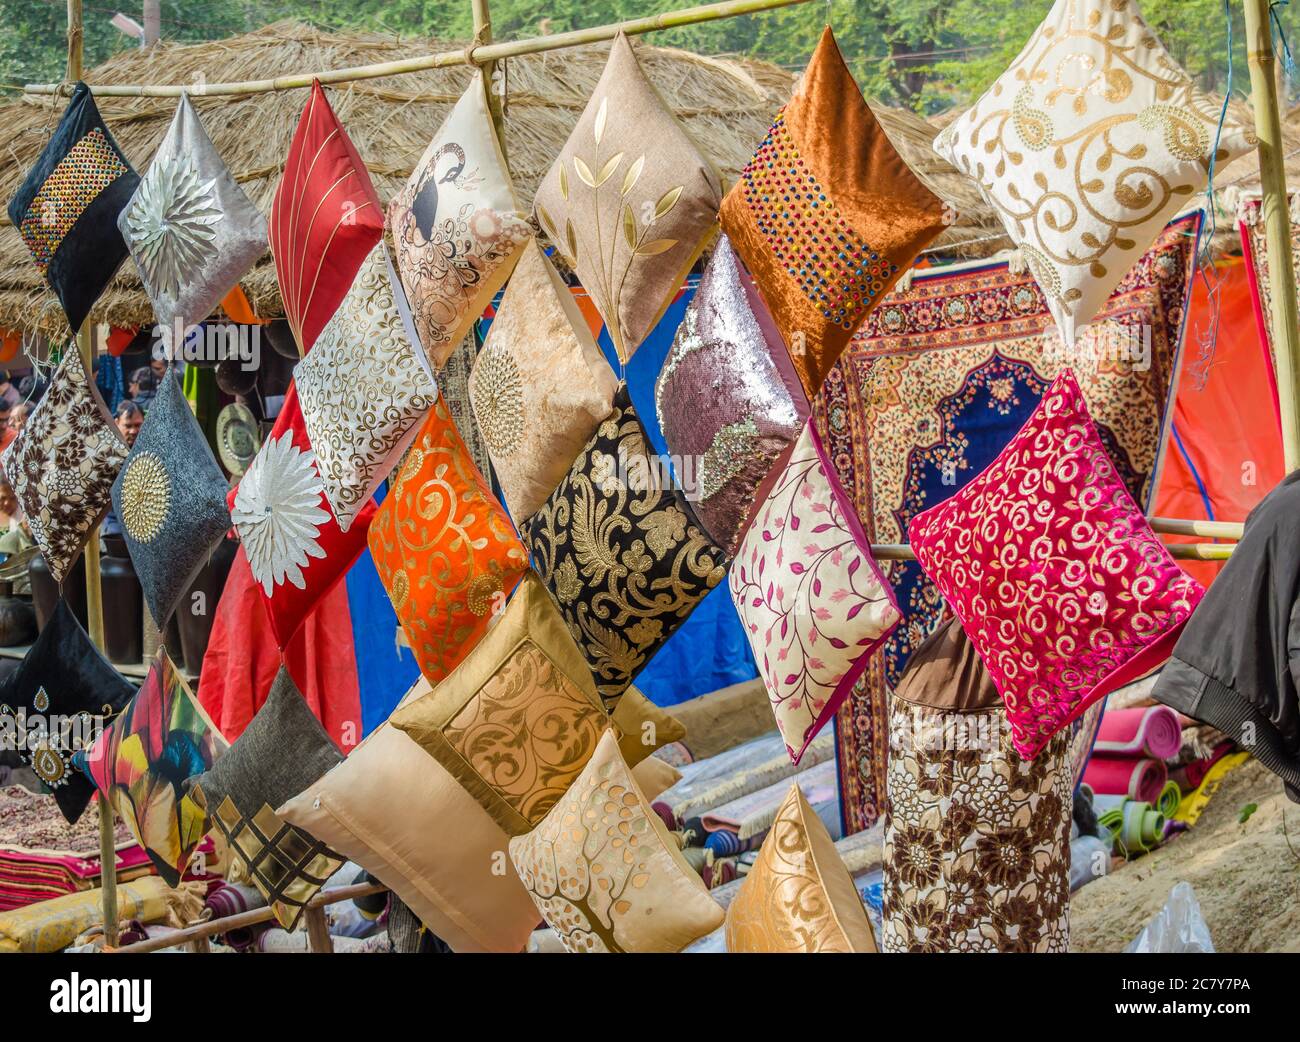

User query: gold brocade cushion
[533,32,722,363]
[725,783,877,953]
[508,729,724,952]
[720,27,946,401]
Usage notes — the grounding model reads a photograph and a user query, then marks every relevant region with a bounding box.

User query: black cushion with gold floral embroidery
[0,599,135,824]
[523,384,729,709]
[186,667,344,930]
[7,82,139,334]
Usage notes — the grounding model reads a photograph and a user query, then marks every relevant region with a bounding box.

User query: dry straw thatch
[0,20,1000,336]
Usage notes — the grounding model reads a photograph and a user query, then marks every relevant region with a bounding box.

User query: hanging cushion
[533,32,722,363]
[389,77,530,369]
[720,28,946,400]
[229,382,375,650]
[1,346,128,583]
[8,82,139,334]
[75,647,228,887]
[611,685,687,764]
[655,235,809,555]
[270,80,384,354]
[187,668,344,930]
[907,371,1203,759]
[278,679,540,954]
[934,0,1253,346]
[725,783,877,953]
[112,368,232,626]
[368,394,529,687]
[119,93,267,347]
[524,384,729,708]
[507,728,724,952]
[730,419,900,763]
[294,242,437,532]
[881,694,1071,952]
[469,239,618,522]
[0,600,135,825]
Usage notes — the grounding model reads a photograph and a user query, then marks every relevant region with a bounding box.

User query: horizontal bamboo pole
[110,882,387,954]
[1147,516,1243,540]
[23,0,814,97]
[871,542,1236,562]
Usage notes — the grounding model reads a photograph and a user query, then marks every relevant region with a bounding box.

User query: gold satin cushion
[720,27,946,400]
[277,679,540,954]
[613,684,687,765]
[533,32,722,363]
[725,783,877,953]
[508,728,724,952]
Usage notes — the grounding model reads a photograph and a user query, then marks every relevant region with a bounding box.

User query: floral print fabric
[908,371,1204,758]
[730,420,900,763]
[1,347,128,583]
[524,385,729,709]
[882,696,1071,953]
[368,395,529,687]
[76,647,228,888]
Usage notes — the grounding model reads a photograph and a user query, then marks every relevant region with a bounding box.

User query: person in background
[7,403,29,437]
[0,372,18,410]
[0,402,12,452]
[115,400,143,449]
[0,480,32,596]
[128,367,158,410]
[0,481,20,532]
[17,375,42,405]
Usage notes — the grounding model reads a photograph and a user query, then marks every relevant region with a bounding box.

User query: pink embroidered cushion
[907,371,1203,759]
[729,420,900,763]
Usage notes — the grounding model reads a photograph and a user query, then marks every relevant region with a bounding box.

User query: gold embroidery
[120,451,171,544]
[470,341,525,459]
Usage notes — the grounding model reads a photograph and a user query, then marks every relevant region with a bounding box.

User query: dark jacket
[1153,471,1300,802]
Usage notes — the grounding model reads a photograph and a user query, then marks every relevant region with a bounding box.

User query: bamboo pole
[471,0,506,154]
[24,0,814,97]
[1245,0,1300,472]
[1146,517,1243,540]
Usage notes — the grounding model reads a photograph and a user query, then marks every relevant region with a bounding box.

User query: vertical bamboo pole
[67,0,119,949]
[1245,0,1300,472]
[471,0,507,153]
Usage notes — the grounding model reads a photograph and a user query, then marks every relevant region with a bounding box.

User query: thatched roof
[0,20,997,336]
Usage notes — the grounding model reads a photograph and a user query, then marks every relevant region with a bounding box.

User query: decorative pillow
[907,371,1203,759]
[655,236,809,554]
[533,32,722,363]
[730,420,900,763]
[278,679,540,954]
[112,368,231,627]
[390,572,609,835]
[294,241,437,531]
[0,600,135,824]
[882,695,1071,953]
[389,77,530,369]
[187,668,344,929]
[7,82,139,334]
[368,394,529,686]
[524,384,729,708]
[469,239,618,522]
[507,728,724,952]
[76,647,228,887]
[118,93,267,348]
[1,346,128,583]
[270,80,384,354]
[229,382,376,650]
[934,0,1253,346]
[725,783,876,953]
[720,28,945,400]
[611,685,687,765]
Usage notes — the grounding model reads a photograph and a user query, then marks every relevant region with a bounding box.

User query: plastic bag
[1125,881,1215,953]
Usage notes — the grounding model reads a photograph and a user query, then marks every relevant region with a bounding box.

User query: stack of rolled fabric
[1083,705,1182,808]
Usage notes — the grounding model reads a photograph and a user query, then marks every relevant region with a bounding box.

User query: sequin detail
[740,112,896,329]
[20,129,129,274]
[699,418,760,501]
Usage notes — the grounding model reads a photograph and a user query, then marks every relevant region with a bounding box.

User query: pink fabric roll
[1093,706,1182,760]
[1083,755,1168,804]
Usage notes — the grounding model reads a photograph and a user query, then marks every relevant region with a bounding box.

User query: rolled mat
[1083,755,1167,804]
[1156,780,1182,818]
[1172,751,1252,826]
[1119,801,1165,855]
[1093,705,1182,760]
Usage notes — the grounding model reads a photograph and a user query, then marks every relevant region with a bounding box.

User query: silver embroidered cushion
[294,242,437,532]
[119,93,267,349]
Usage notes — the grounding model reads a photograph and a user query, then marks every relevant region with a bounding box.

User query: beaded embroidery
[739,112,895,330]
[19,129,128,274]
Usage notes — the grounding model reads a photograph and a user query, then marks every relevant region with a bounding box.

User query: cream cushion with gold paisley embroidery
[295,242,437,532]
[935,0,1253,346]
[508,728,724,952]
[725,783,877,953]
[470,239,617,523]
[532,32,722,363]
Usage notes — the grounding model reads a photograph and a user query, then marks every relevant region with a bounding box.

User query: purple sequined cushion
[653,236,810,555]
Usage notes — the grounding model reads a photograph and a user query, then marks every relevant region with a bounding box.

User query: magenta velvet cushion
[907,370,1203,759]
